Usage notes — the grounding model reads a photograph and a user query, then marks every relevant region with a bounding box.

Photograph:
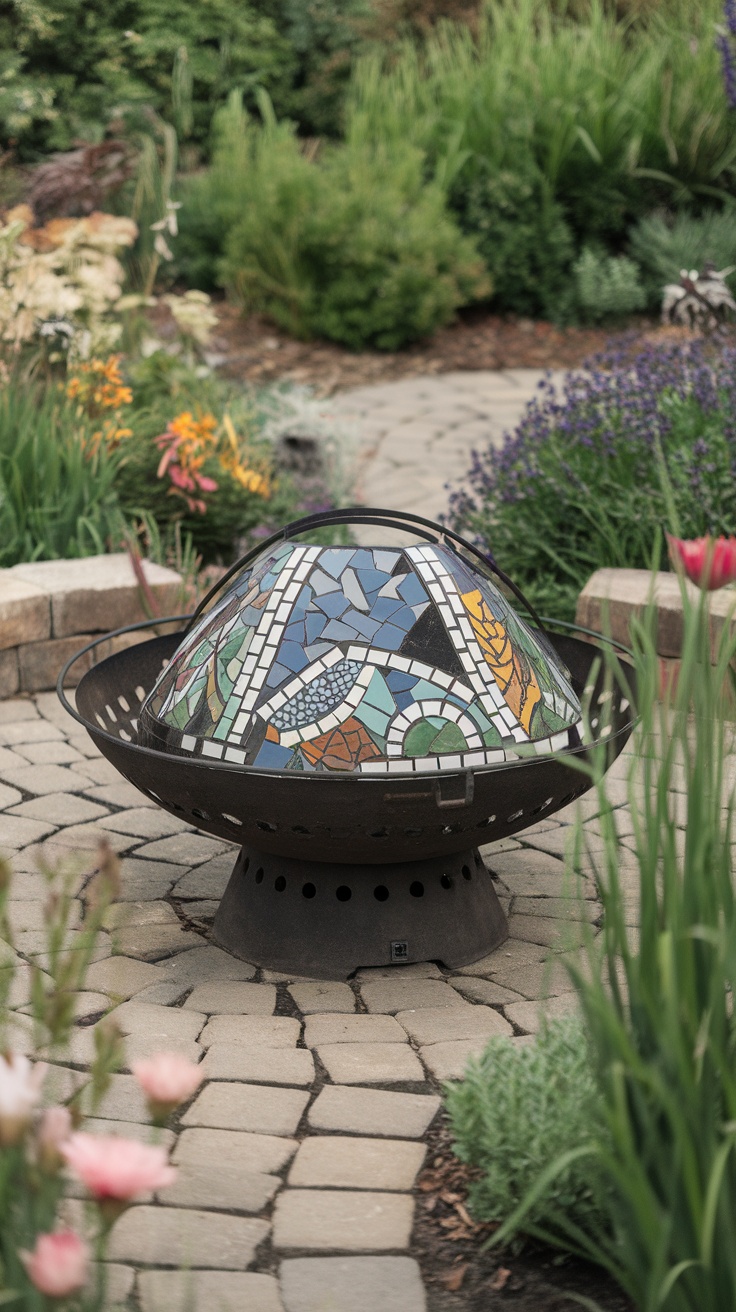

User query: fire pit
[59,509,635,978]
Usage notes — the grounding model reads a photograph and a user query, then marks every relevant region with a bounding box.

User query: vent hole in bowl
[256,820,277,833]
[292,825,312,835]
[369,828,388,839]
[222,813,242,827]
[531,797,554,816]
[477,815,496,829]
[255,868,264,884]
[118,696,130,713]
[373,885,389,902]
[409,881,424,898]
[135,686,146,702]
[462,865,472,881]
[191,808,209,821]
[336,885,352,902]
[440,873,453,890]
[275,876,287,892]
[302,883,316,899]
[507,808,524,822]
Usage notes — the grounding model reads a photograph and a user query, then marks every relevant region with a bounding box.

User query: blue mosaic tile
[398,573,428,605]
[322,619,359,642]
[346,611,381,641]
[265,661,291,688]
[389,605,420,633]
[306,612,327,644]
[373,623,405,650]
[254,741,295,769]
[321,549,356,579]
[370,596,403,621]
[316,592,351,619]
[386,671,417,693]
[355,568,391,595]
[363,670,395,714]
[278,641,310,673]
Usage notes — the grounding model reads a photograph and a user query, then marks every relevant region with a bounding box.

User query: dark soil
[415,1122,633,1312]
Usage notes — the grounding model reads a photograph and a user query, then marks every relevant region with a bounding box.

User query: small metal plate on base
[213,845,508,980]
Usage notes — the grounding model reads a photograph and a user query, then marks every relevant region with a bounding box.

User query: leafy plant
[492,580,736,1312]
[218,93,488,350]
[574,246,647,322]
[446,1019,609,1240]
[629,207,736,308]
[0,383,128,566]
[446,338,736,622]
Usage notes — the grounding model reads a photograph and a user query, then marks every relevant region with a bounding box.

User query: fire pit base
[212,845,508,979]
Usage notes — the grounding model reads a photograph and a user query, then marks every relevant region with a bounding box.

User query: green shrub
[218,95,489,350]
[446,1020,608,1240]
[629,207,736,309]
[446,338,736,622]
[450,162,577,322]
[348,0,735,253]
[574,246,647,322]
[0,384,128,566]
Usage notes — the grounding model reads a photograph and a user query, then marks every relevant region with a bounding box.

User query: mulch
[414,1122,633,1312]
[211,304,646,395]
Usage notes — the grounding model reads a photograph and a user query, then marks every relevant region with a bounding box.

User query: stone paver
[308,1087,440,1138]
[158,1159,281,1213]
[184,981,275,1014]
[288,981,355,1013]
[203,1044,315,1085]
[85,956,173,999]
[420,1039,497,1081]
[280,1257,425,1312]
[109,1206,268,1267]
[288,1137,425,1191]
[304,1013,406,1046]
[360,979,469,1015]
[200,1014,300,1048]
[138,1270,284,1312]
[395,1004,513,1045]
[273,1189,414,1251]
[173,1128,297,1174]
[182,1082,310,1135]
[317,1043,425,1085]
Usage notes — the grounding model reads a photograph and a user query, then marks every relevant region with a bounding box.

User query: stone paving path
[0,689,639,1312]
[0,370,633,1311]
[330,369,564,524]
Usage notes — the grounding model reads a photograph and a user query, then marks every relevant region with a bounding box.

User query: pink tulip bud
[667,533,736,591]
[19,1230,89,1299]
[61,1132,177,1202]
[132,1052,203,1119]
[0,1053,46,1147]
[37,1106,73,1173]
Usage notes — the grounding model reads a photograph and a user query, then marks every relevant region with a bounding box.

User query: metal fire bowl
[61,620,636,978]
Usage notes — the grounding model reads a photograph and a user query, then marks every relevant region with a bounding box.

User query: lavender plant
[717,0,736,109]
[446,339,736,621]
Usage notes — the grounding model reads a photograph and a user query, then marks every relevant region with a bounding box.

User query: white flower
[0,1053,47,1146]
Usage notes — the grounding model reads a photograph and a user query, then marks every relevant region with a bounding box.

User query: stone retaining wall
[0,555,182,696]
[576,567,736,692]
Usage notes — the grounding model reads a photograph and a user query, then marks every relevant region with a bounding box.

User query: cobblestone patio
[2,371,634,1311]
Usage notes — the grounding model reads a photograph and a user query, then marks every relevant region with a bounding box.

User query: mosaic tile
[140,537,583,773]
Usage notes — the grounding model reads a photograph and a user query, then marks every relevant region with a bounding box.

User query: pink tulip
[132,1052,203,1119]
[19,1230,89,1299]
[668,533,736,591]
[37,1106,73,1173]
[0,1053,46,1146]
[61,1132,177,1201]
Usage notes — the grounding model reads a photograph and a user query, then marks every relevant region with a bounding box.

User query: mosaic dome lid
[139,539,583,773]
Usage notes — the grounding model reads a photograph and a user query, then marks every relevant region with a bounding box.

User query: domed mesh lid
[140,539,582,773]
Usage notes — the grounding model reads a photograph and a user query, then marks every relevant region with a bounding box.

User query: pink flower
[20,1230,89,1299]
[132,1052,203,1119]
[37,1106,73,1173]
[667,533,736,590]
[61,1132,177,1201]
[0,1052,46,1146]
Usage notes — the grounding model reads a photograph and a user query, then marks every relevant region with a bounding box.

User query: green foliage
[217,93,488,350]
[0,0,292,157]
[446,340,736,622]
[450,162,576,321]
[574,246,647,322]
[446,1020,608,1240]
[347,0,735,279]
[0,383,127,566]
[493,591,736,1312]
[629,207,736,308]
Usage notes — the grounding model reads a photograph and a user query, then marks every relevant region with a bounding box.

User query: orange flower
[219,414,271,499]
[154,410,219,514]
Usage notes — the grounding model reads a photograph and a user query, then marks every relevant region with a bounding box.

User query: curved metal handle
[184,505,548,638]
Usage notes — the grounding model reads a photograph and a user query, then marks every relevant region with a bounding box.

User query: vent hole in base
[302,883,316,899]
[373,885,389,902]
[255,868,264,884]
[274,876,287,892]
[336,885,352,902]
[409,881,424,898]
[462,865,472,881]
[440,873,453,890]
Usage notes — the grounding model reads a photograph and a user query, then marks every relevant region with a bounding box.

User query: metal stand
[212,845,508,979]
